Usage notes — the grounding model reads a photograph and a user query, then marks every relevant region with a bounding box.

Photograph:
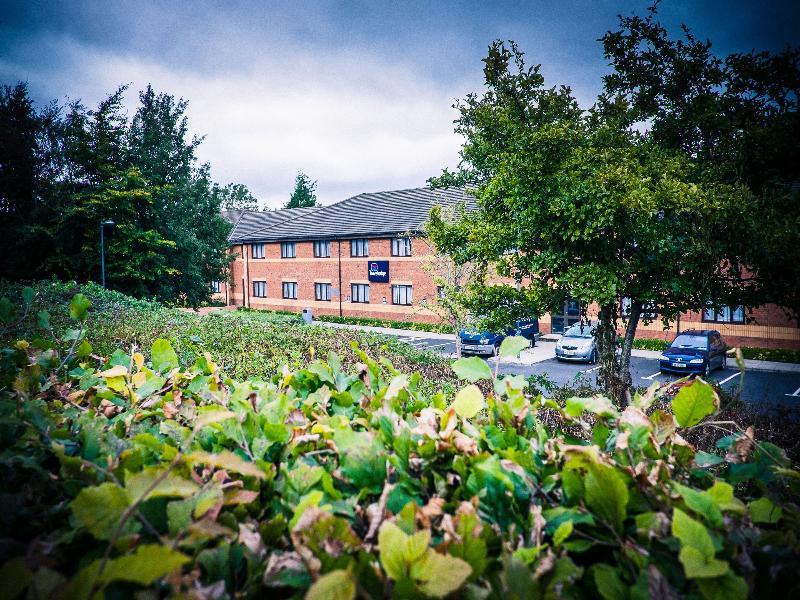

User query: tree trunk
[618,300,642,393]
[595,304,629,407]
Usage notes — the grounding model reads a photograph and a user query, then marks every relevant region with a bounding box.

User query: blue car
[460,318,539,356]
[659,330,728,377]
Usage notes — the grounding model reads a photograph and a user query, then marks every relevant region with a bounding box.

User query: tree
[428,41,751,403]
[601,4,800,318]
[213,182,260,211]
[285,171,319,208]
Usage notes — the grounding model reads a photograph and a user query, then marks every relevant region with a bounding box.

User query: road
[392,334,800,413]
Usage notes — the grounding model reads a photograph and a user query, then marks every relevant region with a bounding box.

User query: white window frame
[281,242,296,258]
[392,284,413,306]
[251,243,265,259]
[211,280,221,293]
[351,238,369,257]
[252,281,267,297]
[315,282,332,301]
[703,305,745,324]
[351,283,370,303]
[282,281,298,299]
[391,237,412,257]
[314,240,331,258]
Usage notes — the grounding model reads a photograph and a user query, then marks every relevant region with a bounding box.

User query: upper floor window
[392,237,412,257]
[282,281,298,299]
[703,305,745,324]
[281,242,296,258]
[211,280,222,293]
[252,281,267,297]
[351,283,370,303]
[392,284,413,306]
[251,243,265,259]
[315,282,332,301]
[351,238,369,257]
[314,240,331,258]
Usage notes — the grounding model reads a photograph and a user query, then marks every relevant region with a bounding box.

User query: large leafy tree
[601,5,800,319]
[429,41,751,402]
[213,182,260,211]
[285,171,319,208]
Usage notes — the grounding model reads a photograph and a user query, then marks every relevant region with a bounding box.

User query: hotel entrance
[551,298,582,334]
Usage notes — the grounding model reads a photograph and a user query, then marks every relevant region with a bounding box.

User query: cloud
[1,32,468,208]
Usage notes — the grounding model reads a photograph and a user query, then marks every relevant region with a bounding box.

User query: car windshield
[564,325,594,338]
[671,334,707,349]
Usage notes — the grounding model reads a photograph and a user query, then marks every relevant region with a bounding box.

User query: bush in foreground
[0,291,798,599]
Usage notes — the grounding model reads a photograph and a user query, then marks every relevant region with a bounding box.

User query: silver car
[555,323,598,363]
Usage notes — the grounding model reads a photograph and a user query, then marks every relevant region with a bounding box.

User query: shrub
[0,289,798,598]
[315,313,455,334]
[632,337,669,351]
[739,346,800,364]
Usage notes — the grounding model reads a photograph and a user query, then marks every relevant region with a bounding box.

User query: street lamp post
[100,220,115,288]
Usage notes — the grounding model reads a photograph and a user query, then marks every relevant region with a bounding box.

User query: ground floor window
[315,282,331,301]
[351,283,370,303]
[392,284,413,305]
[211,280,221,293]
[282,281,298,299]
[621,297,658,319]
[253,281,267,297]
[703,305,745,324]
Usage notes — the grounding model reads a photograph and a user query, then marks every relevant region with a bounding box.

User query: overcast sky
[2,1,798,208]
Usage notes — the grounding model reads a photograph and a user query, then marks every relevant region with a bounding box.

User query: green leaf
[565,396,619,419]
[188,450,268,480]
[125,468,199,500]
[748,497,782,524]
[673,483,723,527]
[22,287,34,305]
[379,522,409,580]
[100,544,189,585]
[672,508,729,579]
[452,356,493,382]
[585,464,628,531]
[68,294,91,322]
[592,563,627,600]
[151,338,179,372]
[36,309,50,329]
[70,483,134,540]
[671,380,718,427]
[695,451,724,467]
[696,571,748,600]
[410,549,472,598]
[553,520,573,545]
[306,569,356,600]
[498,336,529,358]
[452,384,485,419]
[0,557,33,600]
[194,408,237,429]
[706,481,744,514]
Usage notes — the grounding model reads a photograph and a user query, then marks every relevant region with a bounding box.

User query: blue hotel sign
[368,260,389,282]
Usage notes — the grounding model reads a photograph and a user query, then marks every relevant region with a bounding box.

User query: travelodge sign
[368,260,389,282]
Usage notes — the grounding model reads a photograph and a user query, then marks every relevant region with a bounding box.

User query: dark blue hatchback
[659,330,727,377]
[460,318,539,356]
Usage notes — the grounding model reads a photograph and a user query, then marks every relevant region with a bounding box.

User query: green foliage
[452,356,493,382]
[212,182,260,211]
[0,82,234,306]
[0,291,797,598]
[285,170,319,208]
[632,338,669,351]
[739,346,800,364]
[315,313,455,334]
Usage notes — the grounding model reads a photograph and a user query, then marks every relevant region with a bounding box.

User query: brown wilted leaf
[452,430,478,455]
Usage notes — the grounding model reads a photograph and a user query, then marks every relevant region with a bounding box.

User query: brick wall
[218,237,800,349]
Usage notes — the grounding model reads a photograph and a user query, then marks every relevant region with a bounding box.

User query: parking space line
[717,372,740,385]
[641,371,661,380]
[786,385,800,397]
[581,366,600,373]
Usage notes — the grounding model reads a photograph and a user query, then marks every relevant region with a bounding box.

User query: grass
[0,281,460,394]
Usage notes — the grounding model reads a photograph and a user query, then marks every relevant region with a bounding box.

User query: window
[315,282,332,301]
[621,297,658,320]
[392,237,412,257]
[314,240,330,258]
[437,286,446,298]
[211,280,221,293]
[252,281,267,297]
[351,238,369,257]
[282,281,298,299]
[351,283,370,303]
[251,243,265,259]
[281,242,296,258]
[392,284,413,305]
[703,305,745,324]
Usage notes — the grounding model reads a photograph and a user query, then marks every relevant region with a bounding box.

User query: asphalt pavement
[386,332,800,413]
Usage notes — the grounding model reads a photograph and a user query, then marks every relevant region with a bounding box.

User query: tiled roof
[228,187,475,244]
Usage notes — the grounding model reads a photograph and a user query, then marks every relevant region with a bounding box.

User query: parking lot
[391,333,800,413]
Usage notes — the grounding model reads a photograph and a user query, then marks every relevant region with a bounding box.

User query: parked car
[659,330,727,376]
[460,318,539,356]
[555,322,598,363]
